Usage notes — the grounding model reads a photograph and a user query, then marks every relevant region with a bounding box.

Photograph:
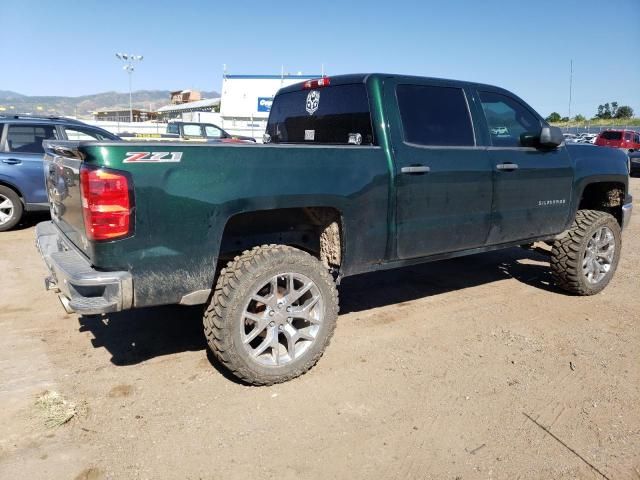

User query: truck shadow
[78,246,562,367]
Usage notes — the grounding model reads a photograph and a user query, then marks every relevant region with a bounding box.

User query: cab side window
[479,91,541,148]
[64,127,110,141]
[204,125,223,139]
[182,124,203,137]
[6,124,58,153]
[396,84,475,147]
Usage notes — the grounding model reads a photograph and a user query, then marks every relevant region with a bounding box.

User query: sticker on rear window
[305,90,320,115]
[304,130,315,141]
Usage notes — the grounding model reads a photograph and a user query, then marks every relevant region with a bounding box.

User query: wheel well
[578,182,625,225]
[0,181,24,203]
[219,207,343,270]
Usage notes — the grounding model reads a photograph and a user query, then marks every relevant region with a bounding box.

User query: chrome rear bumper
[35,221,133,314]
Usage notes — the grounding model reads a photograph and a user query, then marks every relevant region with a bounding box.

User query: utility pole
[568,59,573,122]
[115,53,143,123]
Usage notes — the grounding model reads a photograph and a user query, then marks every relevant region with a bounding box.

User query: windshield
[266,84,375,145]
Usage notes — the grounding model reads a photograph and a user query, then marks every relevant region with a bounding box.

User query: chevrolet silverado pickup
[36,74,633,385]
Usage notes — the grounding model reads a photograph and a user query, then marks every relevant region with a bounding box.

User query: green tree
[545,112,561,123]
[573,114,586,122]
[596,103,612,119]
[614,105,634,119]
[560,116,569,122]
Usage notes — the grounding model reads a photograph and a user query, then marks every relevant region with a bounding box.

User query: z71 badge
[123,152,183,163]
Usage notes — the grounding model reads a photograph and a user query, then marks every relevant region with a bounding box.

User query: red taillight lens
[303,77,331,89]
[80,166,133,241]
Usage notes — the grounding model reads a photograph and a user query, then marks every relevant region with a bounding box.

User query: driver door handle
[496,163,518,171]
[2,158,22,165]
[401,165,431,174]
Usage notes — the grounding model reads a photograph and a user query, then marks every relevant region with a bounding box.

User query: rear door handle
[2,158,22,165]
[496,163,518,171]
[401,165,430,174]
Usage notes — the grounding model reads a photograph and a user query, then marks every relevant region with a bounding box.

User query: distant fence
[558,124,639,135]
[84,115,264,142]
[83,120,168,135]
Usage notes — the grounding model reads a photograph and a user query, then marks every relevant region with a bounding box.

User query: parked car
[563,133,577,143]
[119,121,257,143]
[578,133,598,144]
[36,74,632,385]
[0,115,118,231]
[595,129,640,152]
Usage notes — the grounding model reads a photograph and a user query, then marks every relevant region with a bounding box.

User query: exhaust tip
[57,294,75,314]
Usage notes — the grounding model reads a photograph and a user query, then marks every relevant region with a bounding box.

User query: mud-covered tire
[0,186,23,232]
[550,210,621,295]
[203,244,339,385]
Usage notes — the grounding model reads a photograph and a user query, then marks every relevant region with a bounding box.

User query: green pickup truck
[36,74,633,385]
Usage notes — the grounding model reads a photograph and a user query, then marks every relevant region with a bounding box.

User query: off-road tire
[550,210,621,295]
[203,244,339,385]
[0,186,23,232]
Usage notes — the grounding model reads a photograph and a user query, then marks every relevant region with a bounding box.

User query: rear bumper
[35,221,133,314]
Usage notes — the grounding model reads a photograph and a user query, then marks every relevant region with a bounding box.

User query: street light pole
[115,53,143,123]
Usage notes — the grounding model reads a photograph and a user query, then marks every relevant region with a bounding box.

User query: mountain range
[0,90,220,118]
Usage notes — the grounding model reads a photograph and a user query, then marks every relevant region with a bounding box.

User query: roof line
[224,74,323,80]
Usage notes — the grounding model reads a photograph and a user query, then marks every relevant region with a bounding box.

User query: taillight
[303,77,331,89]
[80,166,133,241]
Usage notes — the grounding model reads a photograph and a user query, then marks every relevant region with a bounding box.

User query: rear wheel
[203,244,339,385]
[550,210,621,295]
[0,186,23,232]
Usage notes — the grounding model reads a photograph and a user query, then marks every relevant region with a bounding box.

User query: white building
[218,73,322,140]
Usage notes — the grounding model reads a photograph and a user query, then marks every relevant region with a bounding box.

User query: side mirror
[539,126,564,148]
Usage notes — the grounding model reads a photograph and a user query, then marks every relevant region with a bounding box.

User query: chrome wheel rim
[0,194,14,226]
[582,226,615,284]
[242,273,324,367]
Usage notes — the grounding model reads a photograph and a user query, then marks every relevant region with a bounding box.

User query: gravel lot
[1,178,639,480]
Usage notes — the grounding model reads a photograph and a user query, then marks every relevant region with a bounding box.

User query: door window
[204,125,224,139]
[396,85,474,147]
[6,124,58,153]
[182,124,203,137]
[479,91,541,147]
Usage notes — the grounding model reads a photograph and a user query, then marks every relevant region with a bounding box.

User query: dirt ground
[1,180,639,480]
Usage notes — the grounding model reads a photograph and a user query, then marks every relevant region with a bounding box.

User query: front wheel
[203,244,339,385]
[550,210,622,295]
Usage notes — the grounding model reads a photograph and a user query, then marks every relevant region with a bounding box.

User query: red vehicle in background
[595,129,640,153]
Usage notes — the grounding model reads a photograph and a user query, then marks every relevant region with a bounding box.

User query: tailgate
[43,141,90,256]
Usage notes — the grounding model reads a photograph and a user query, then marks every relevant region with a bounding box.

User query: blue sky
[3,0,639,117]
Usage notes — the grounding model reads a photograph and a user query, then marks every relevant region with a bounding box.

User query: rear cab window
[601,131,622,140]
[5,124,58,154]
[266,83,376,145]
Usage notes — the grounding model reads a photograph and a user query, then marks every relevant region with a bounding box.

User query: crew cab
[0,115,118,231]
[36,74,633,385]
